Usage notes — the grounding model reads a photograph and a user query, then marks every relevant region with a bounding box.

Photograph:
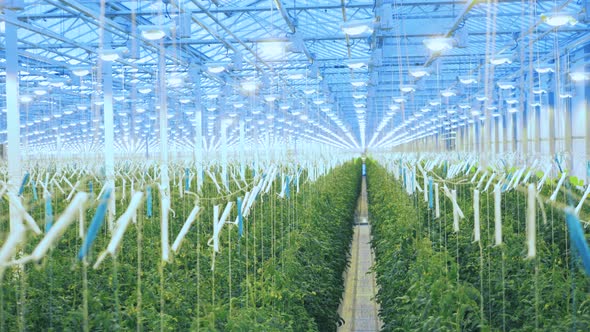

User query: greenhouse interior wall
[0,0,590,331]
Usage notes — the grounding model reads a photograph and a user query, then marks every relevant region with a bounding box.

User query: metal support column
[5,9,21,230]
[102,31,116,231]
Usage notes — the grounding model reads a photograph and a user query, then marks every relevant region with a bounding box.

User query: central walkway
[338,174,382,332]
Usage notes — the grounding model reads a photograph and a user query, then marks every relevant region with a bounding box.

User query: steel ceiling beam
[19,2,452,20]
[17,0,550,21]
[272,0,314,63]
[423,0,478,67]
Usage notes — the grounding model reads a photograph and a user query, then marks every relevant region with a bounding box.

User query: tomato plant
[367,159,590,331]
[0,160,361,331]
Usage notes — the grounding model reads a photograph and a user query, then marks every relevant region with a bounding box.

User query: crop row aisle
[366,157,590,331]
[338,160,383,332]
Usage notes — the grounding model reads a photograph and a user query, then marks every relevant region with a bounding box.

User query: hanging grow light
[72,67,90,77]
[351,80,367,87]
[441,89,456,97]
[559,89,573,98]
[347,59,368,69]
[240,79,259,94]
[570,71,589,81]
[530,101,542,107]
[20,95,33,103]
[505,97,519,105]
[541,12,577,27]
[33,88,47,96]
[287,72,306,80]
[497,81,515,90]
[423,37,454,52]
[490,55,512,65]
[429,99,442,106]
[341,20,374,36]
[206,63,226,74]
[534,64,554,74]
[352,93,366,99]
[400,84,416,93]
[137,86,151,94]
[264,95,277,102]
[257,38,290,61]
[50,79,65,88]
[168,77,184,87]
[139,25,167,40]
[99,49,120,62]
[408,67,430,78]
[459,76,477,85]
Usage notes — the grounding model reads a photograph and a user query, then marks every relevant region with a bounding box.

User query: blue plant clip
[402,168,406,188]
[502,173,513,192]
[45,195,53,233]
[146,186,153,218]
[566,209,590,276]
[32,180,38,201]
[555,155,564,174]
[18,172,29,196]
[184,168,190,191]
[428,178,434,209]
[237,197,243,238]
[285,175,290,199]
[78,189,112,260]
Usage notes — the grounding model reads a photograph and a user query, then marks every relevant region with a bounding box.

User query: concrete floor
[338,176,382,332]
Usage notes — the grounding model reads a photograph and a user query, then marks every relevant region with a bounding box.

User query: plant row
[0,160,360,331]
[366,159,590,331]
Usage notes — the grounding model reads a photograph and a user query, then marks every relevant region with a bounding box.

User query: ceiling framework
[0,0,588,153]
